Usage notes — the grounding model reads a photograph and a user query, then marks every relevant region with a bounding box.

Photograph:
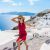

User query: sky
[0,0,50,30]
[0,0,50,13]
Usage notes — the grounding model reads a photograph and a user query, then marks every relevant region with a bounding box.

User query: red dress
[16,21,27,41]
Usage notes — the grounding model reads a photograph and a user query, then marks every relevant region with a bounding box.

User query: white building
[0,9,50,50]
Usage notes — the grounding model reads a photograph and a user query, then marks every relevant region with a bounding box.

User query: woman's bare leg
[24,41,28,50]
[17,39,22,50]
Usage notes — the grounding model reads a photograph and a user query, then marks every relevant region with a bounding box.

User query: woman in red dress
[11,15,31,50]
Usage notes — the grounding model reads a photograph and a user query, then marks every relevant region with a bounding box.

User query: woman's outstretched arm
[11,17,18,23]
[25,22,32,27]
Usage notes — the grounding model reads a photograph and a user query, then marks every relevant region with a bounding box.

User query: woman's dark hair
[18,15,23,17]
[18,15,25,23]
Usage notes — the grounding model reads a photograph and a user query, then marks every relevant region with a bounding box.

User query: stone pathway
[17,36,50,50]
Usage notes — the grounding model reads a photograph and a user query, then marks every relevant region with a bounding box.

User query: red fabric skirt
[16,33,27,42]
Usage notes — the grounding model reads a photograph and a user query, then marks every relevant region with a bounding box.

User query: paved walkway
[17,36,50,50]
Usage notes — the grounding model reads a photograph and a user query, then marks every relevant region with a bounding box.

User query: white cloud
[0,0,23,7]
[9,3,17,6]
[0,9,4,13]
[0,9,7,13]
[11,2,22,6]
[33,0,39,1]
[1,0,13,2]
[12,3,17,6]
[0,8,14,13]
[28,0,40,6]
[28,0,33,5]
[18,2,22,6]
[8,2,22,7]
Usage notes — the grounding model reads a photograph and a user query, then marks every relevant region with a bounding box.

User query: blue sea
[0,12,35,31]
[0,14,17,31]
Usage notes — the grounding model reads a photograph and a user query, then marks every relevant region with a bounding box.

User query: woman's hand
[25,22,32,27]
[11,17,18,23]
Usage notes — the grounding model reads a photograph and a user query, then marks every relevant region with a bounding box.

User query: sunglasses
[18,18,21,19]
